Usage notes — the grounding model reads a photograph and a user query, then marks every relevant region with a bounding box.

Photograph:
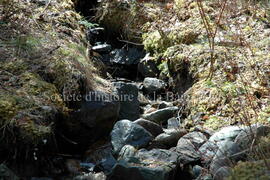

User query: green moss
[227,161,270,180]
[0,93,17,123]
[143,30,171,54]
[204,115,227,130]
[0,60,28,75]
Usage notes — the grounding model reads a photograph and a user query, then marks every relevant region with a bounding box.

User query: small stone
[142,106,178,123]
[92,44,112,53]
[167,117,181,129]
[143,77,166,94]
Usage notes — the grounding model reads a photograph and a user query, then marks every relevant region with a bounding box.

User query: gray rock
[111,120,153,155]
[209,126,243,144]
[213,166,232,180]
[108,148,180,180]
[31,178,53,180]
[92,44,112,53]
[143,77,166,94]
[213,141,242,160]
[138,53,159,77]
[210,157,232,176]
[196,174,213,180]
[234,124,270,150]
[176,132,207,165]
[199,141,218,163]
[113,82,140,120]
[0,164,19,180]
[134,119,164,137]
[109,48,145,65]
[142,106,178,123]
[118,145,137,161]
[167,117,181,129]
[73,172,106,180]
[199,126,244,163]
[154,128,187,147]
[67,91,120,151]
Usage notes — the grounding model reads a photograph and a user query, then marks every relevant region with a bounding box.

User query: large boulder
[62,91,120,152]
[176,132,208,165]
[199,126,244,163]
[111,120,153,155]
[108,148,181,180]
[134,119,164,137]
[143,78,166,94]
[142,106,178,123]
[113,82,140,120]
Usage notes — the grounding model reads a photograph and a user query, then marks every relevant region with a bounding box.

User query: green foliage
[78,20,98,28]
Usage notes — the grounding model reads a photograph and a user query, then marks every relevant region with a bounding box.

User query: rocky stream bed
[1,0,270,180]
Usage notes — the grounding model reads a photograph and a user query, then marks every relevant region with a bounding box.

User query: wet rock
[113,82,140,120]
[138,53,159,77]
[134,119,163,137]
[154,128,187,147]
[176,132,207,165]
[213,166,232,180]
[167,117,181,129]
[234,124,270,150]
[66,91,120,152]
[73,172,106,180]
[143,77,166,94]
[0,164,19,180]
[142,106,178,123]
[111,120,153,155]
[109,48,145,65]
[108,148,180,180]
[92,44,112,53]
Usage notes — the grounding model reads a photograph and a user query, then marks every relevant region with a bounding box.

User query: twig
[117,38,144,46]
